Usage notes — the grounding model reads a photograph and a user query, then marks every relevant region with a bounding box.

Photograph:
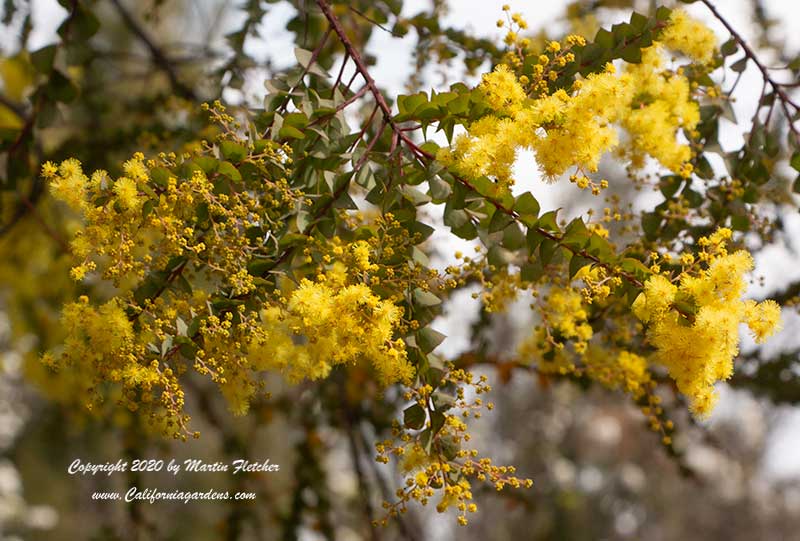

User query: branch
[108,0,197,101]
[700,0,799,144]
[314,0,644,289]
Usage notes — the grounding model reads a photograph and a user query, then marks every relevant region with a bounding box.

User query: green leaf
[513,192,540,216]
[538,210,560,232]
[294,47,314,67]
[721,39,738,57]
[526,229,545,254]
[655,6,672,21]
[521,261,544,282]
[432,391,456,411]
[150,167,170,187]
[585,234,615,261]
[174,274,193,295]
[659,175,683,199]
[439,434,461,461]
[539,238,558,265]
[562,218,590,249]
[410,220,435,241]
[176,317,188,337]
[413,288,441,307]
[730,57,748,73]
[220,140,247,162]
[418,327,446,353]
[488,209,514,232]
[790,151,800,172]
[730,214,750,231]
[502,223,526,251]
[443,206,469,229]
[45,70,78,103]
[621,44,642,64]
[278,125,305,139]
[641,212,661,239]
[403,404,426,430]
[620,258,651,281]
[569,255,593,279]
[57,3,99,42]
[31,45,56,74]
[594,28,614,49]
[217,161,242,181]
[487,245,514,267]
[194,156,218,173]
[401,185,432,206]
[429,176,452,202]
[430,410,445,435]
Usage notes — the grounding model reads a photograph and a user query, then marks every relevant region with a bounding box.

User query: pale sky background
[5,0,800,483]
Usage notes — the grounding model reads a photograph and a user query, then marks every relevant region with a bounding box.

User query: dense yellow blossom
[631,274,677,323]
[478,64,526,116]
[660,9,718,64]
[113,177,141,211]
[546,287,593,342]
[519,285,653,401]
[744,299,782,344]
[437,11,717,188]
[584,349,651,398]
[44,158,88,211]
[621,46,701,172]
[249,278,413,387]
[518,286,594,375]
[632,229,781,417]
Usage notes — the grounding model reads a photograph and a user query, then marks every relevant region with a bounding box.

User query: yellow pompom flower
[660,9,718,64]
[632,229,782,417]
[47,158,88,211]
[631,274,677,324]
[744,299,782,344]
[478,64,526,116]
[113,177,142,211]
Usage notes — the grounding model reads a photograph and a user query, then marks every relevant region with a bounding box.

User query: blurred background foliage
[0,0,799,539]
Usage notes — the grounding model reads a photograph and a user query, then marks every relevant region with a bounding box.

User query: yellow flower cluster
[375,368,531,527]
[249,274,412,387]
[60,297,134,360]
[622,46,701,173]
[583,349,651,398]
[518,286,593,372]
[41,296,175,419]
[45,158,88,211]
[437,12,717,188]
[478,64,527,116]
[632,229,782,417]
[519,284,654,402]
[660,9,718,64]
[545,287,593,345]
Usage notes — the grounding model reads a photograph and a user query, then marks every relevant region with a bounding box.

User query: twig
[108,0,197,100]
[347,5,404,37]
[700,0,799,144]
[314,0,646,289]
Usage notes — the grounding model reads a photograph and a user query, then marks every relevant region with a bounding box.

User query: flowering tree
[1,0,799,538]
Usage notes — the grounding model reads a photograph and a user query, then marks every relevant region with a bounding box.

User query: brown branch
[273,26,333,123]
[700,0,799,144]
[314,0,644,289]
[316,0,395,125]
[108,0,197,100]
